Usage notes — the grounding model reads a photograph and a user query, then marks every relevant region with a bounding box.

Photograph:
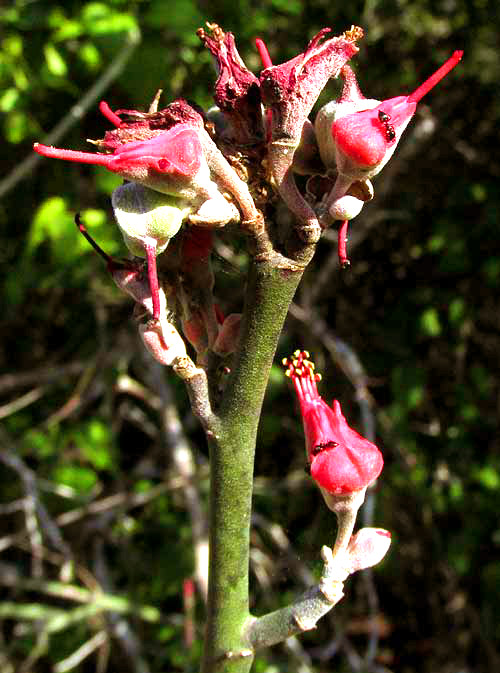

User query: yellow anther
[315,373,322,382]
[285,370,291,377]
[282,357,288,365]
[293,349,301,357]
[296,368,303,376]
[343,25,364,42]
[303,350,310,358]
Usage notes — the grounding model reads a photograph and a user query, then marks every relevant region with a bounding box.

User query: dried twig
[93,538,152,673]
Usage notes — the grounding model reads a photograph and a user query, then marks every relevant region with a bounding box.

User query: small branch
[0,574,160,623]
[53,631,108,673]
[0,432,73,563]
[93,538,152,673]
[44,352,105,427]
[0,387,47,419]
[247,523,391,653]
[0,481,182,553]
[0,442,49,576]
[246,545,350,650]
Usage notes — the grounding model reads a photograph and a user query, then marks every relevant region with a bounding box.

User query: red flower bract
[284,350,383,495]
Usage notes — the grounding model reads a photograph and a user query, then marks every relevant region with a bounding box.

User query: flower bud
[213,313,242,355]
[329,194,364,221]
[181,310,209,353]
[111,182,191,258]
[345,527,391,573]
[139,319,187,367]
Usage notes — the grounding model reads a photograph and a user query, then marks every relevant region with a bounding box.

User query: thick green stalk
[200,251,313,673]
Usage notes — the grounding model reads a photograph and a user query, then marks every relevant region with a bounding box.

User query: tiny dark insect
[311,441,339,456]
[304,464,311,475]
[378,110,391,122]
[385,124,396,141]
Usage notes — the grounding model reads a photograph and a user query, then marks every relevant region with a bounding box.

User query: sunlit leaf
[52,465,98,493]
[44,43,68,77]
[419,307,442,337]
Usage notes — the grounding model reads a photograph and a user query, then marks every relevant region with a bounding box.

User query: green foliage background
[1,0,499,671]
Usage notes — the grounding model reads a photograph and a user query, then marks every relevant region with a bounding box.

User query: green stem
[200,250,313,673]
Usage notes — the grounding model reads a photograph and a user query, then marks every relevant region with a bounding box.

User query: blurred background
[0,0,499,671]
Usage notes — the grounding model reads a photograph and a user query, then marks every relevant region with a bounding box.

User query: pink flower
[283,350,383,495]
[314,50,463,267]
[34,119,205,198]
[327,50,464,182]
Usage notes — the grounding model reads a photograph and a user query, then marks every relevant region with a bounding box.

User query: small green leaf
[78,41,101,70]
[52,465,97,493]
[29,196,73,252]
[448,297,465,325]
[419,307,442,337]
[81,4,138,37]
[473,466,500,491]
[25,428,59,459]
[449,480,463,502]
[470,183,487,202]
[134,480,154,494]
[271,0,302,14]
[407,385,424,409]
[427,234,445,252]
[0,87,19,112]
[449,551,470,575]
[4,109,34,143]
[3,34,23,58]
[460,403,478,422]
[481,257,500,286]
[79,420,114,470]
[44,43,68,77]
[470,365,492,396]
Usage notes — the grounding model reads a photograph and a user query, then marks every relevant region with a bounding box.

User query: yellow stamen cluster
[282,350,322,382]
[343,25,364,43]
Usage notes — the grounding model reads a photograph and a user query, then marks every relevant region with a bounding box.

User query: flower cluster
[33,23,463,368]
